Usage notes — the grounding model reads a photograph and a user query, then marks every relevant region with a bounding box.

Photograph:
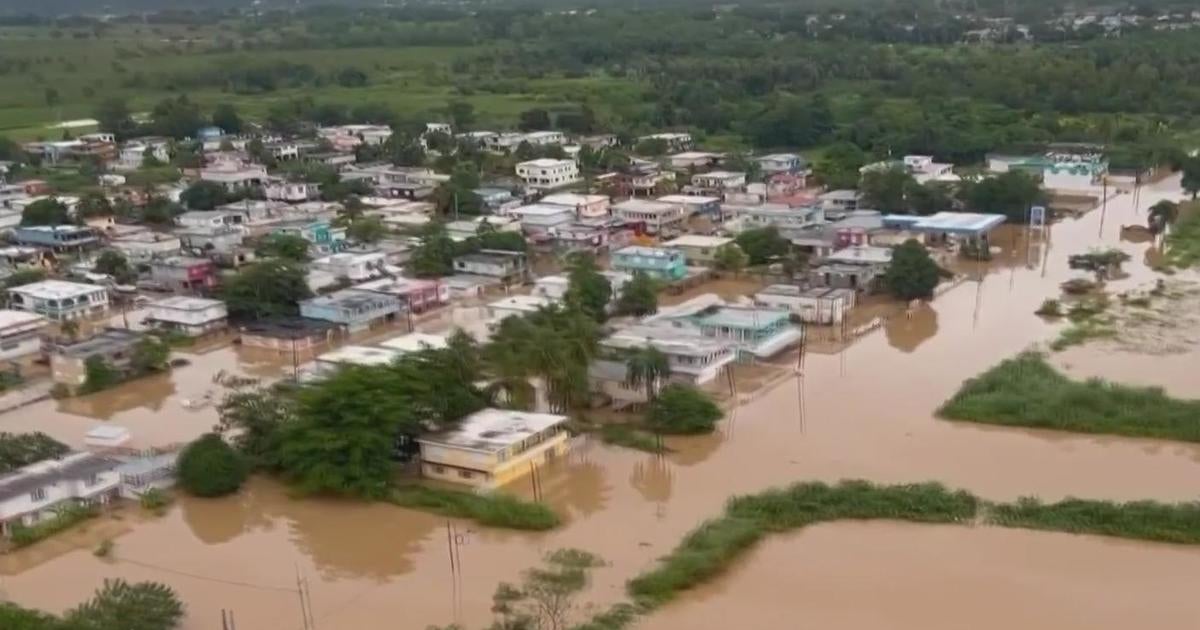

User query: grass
[1165,202,1200,268]
[7,503,98,549]
[938,352,1200,442]
[1049,320,1117,351]
[388,484,560,531]
[623,479,1200,612]
[599,424,666,454]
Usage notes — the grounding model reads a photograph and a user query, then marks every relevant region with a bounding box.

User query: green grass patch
[1049,320,1117,351]
[987,497,1200,544]
[8,503,98,549]
[939,352,1200,442]
[1165,203,1200,268]
[388,484,560,531]
[599,424,665,454]
[625,479,1200,611]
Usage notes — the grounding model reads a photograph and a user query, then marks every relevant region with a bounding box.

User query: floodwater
[2,176,1200,629]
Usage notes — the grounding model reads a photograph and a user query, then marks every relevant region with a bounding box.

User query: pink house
[354,277,449,313]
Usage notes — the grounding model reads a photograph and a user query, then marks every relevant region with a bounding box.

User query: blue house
[643,293,803,360]
[299,289,402,333]
[13,225,100,252]
[196,126,225,141]
[272,220,346,255]
[611,246,687,281]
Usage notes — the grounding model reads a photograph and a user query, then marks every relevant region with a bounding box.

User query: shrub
[139,488,172,515]
[389,485,560,530]
[645,385,722,435]
[9,503,97,548]
[176,433,248,497]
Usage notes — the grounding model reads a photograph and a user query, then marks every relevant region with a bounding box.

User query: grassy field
[388,483,560,531]
[1165,202,1200,269]
[938,352,1200,442]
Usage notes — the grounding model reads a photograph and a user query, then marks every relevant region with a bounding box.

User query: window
[457,470,474,480]
[432,465,446,474]
[30,487,46,502]
[85,474,99,487]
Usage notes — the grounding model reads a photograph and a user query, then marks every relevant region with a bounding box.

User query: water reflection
[534,449,612,519]
[885,302,939,353]
[56,371,176,420]
[630,455,674,506]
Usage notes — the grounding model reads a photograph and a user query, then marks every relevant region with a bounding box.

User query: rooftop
[149,296,224,311]
[613,199,677,214]
[238,317,340,339]
[824,245,894,265]
[510,203,575,217]
[656,195,721,204]
[355,277,439,294]
[757,285,856,300]
[517,158,574,168]
[55,328,143,358]
[0,452,120,502]
[9,279,105,299]
[0,310,47,330]
[605,325,734,357]
[417,408,567,453]
[301,289,400,312]
[882,212,1006,236]
[540,193,608,206]
[662,235,733,248]
[614,245,681,259]
[670,151,722,160]
[316,344,404,367]
[819,189,862,201]
[378,333,448,354]
[489,295,554,313]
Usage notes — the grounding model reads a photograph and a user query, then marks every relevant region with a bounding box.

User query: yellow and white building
[417,409,570,489]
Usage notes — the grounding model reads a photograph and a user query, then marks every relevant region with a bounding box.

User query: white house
[818,190,863,216]
[753,285,856,324]
[8,280,108,321]
[264,179,320,202]
[452,249,528,282]
[668,151,722,170]
[533,270,630,304]
[722,204,824,233]
[378,332,449,354]
[638,132,693,152]
[603,324,736,385]
[540,193,610,219]
[199,162,268,192]
[176,210,248,231]
[689,171,746,194]
[313,345,405,376]
[117,138,171,171]
[0,310,49,361]
[521,131,566,146]
[311,251,388,282]
[486,295,554,322]
[508,204,576,233]
[110,231,182,261]
[416,408,570,488]
[757,153,808,175]
[515,159,580,190]
[0,453,121,538]
[144,296,228,336]
[611,199,687,236]
[661,235,734,265]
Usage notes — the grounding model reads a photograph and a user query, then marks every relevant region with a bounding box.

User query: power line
[112,554,298,593]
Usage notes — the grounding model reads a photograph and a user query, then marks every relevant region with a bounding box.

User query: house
[176,226,244,255]
[0,310,49,361]
[722,203,823,233]
[148,256,218,292]
[343,165,449,195]
[818,190,863,217]
[264,179,320,202]
[313,345,404,376]
[655,195,721,218]
[0,453,121,538]
[611,246,687,281]
[642,294,803,360]
[619,163,675,196]
[486,295,554,322]
[579,134,618,149]
[299,289,402,332]
[237,318,341,352]
[199,162,268,192]
[317,125,393,150]
[880,212,1006,250]
[311,251,387,282]
[176,210,248,231]
[638,132,693,152]
[49,328,144,388]
[988,151,1108,191]
[661,235,734,265]
[757,153,809,175]
[687,171,746,195]
[144,296,228,336]
[515,159,580,190]
[271,220,346,255]
[602,324,736,385]
[809,245,893,292]
[754,285,856,324]
[509,204,576,233]
[8,280,108,321]
[12,225,99,252]
[549,224,610,255]
[860,155,958,185]
[484,133,527,152]
[533,270,631,302]
[540,193,610,220]
[110,231,182,261]
[442,274,500,301]
[474,187,523,214]
[117,138,171,171]
[378,332,449,354]
[355,277,448,313]
[452,249,528,283]
[611,199,686,236]
[416,408,570,488]
[668,152,723,170]
[521,131,567,146]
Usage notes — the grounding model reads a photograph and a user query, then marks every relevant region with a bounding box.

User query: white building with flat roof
[145,296,228,336]
[611,199,686,236]
[417,408,570,488]
[311,251,387,282]
[603,325,736,385]
[0,452,122,537]
[110,231,182,261]
[508,204,576,233]
[377,332,448,354]
[486,295,554,323]
[661,235,734,265]
[7,280,107,321]
[0,310,48,361]
[754,285,856,325]
[515,159,580,190]
[540,193,610,219]
[314,345,404,375]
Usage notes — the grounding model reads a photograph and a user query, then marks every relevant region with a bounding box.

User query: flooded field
[2,176,1199,629]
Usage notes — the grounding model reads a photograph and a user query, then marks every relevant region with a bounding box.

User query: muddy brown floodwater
[2,176,1199,630]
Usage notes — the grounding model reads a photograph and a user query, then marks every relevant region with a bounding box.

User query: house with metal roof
[641,294,802,361]
[0,452,121,538]
[299,289,402,333]
[416,408,569,488]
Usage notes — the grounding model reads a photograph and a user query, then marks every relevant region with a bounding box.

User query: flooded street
[2,176,1199,629]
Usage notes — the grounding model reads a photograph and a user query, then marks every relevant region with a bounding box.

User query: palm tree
[1148,200,1179,235]
[624,346,671,403]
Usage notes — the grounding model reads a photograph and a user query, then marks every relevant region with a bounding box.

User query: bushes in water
[9,503,98,548]
[177,433,249,497]
[938,352,1200,442]
[389,484,560,531]
[988,497,1200,545]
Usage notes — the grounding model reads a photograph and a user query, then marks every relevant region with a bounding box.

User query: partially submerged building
[416,408,570,488]
[642,294,802,361]
[0,452,121,538]
[8,280,108,322]
[299,289,402,333]
[754,285,856,325]
[144,296,228,337]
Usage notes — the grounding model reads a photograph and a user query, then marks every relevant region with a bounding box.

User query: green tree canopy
[220,260,313,320]
[961,171,1045,222]
[20,198,70,226]
[179,181,229,211]
[0,432,70,474]
[1182,157,1200,200]
[615,272,658,317]
[564,253,612,322]
[130,337,170,375]
[735,226,790,265]
[177,433,248,497]
[255,233,311,261]
[149,95,204,140]
[211,103,243,135]
[347,217,387,244]
[645,384,722,434]
[712,243,748,274]
[76,192,113,219]
[859,167,916,212]
[624,346,671,401]
[883,239,941,300]
[94,97,138,140]
[94,250,136,284]
[65,579,184,630]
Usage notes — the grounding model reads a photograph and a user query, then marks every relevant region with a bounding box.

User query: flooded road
[2,176,1199,629]
[646,522,1200,630]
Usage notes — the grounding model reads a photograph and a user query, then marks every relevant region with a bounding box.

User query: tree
[476,229,526,252]
[149,95,204,140]
[563,253,612,321]
[633,137,668,156]
[1182,157,1200,200]
[386,135,426,166]
[615,272,658,317]
[489,549,603,630]
[624,346,670,402]
[907,181,956,216]
[815,142,866,190]
[961,171,1044,222]
[347,217,386,244]
[712,243,748,274]
[94,97,138,140]
[76,192,113,218]
[59,320,79,342]
[735,226,790,265]
[0,432,70,474]
[1147,200,1179,234]
[446,100,474,129]
[217,384,296,466]
[44,87,60,108]
[255,233,310,261]
[409,222,460,277]
[883,239,940,300]
[210,103,243,135]
[94,250,136,284]
[859,167,915,212]
[2,269,47,291]
[220,260,313,320]
[130,337,170,375]
[0,601,60,630]
[518,108,551,131]
[65,579,184,630]
[0,135,21,162]
[20,198,70,226]
[80,356,121,393]
[139,197,181,225]
[645,384,722,434]
[179,181,228,211]
[176,433,248,497]
[334,66,368,87]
